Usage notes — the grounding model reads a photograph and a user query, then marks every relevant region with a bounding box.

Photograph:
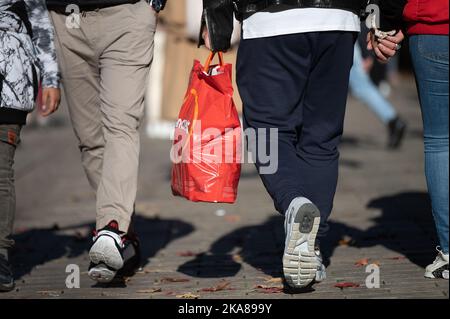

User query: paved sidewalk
[1,74,448,299]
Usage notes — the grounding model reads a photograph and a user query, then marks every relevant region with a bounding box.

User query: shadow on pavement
[11,215,194,281]
[178,215,285,279]
[179,192,437,283]
[322,191,437,268]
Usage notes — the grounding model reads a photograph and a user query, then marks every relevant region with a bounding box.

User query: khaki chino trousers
[50,1,156,232]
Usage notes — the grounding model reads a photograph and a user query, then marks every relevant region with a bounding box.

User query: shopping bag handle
[204,52,224,72]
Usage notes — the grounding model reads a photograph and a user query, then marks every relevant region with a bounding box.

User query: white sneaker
[283,197,322,288]
[88,223,125,283]
[425,247,449,280]
[315,250,327,283]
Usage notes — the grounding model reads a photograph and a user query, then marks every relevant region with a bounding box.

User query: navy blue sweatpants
[237,31,356,240]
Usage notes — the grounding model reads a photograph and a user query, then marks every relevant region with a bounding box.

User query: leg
[238,32,355,288]
[238,32,355,239]
[50,11,104,191]
[298,32,356,241]
[350,44,406,149]
[237,33,312,215]
[95,1,156,232]
[410,35,449,255]
[349,44,397,124]
[0,125,21,260]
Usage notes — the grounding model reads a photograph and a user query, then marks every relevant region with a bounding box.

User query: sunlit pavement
[2,74,448,299]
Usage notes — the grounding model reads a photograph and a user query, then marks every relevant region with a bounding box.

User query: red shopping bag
[171,52,242,203]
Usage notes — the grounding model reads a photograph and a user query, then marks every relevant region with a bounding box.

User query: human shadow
[11,215,194,282]
[179,192,437,284]
[178,215,285,279]
[321,191,437,268]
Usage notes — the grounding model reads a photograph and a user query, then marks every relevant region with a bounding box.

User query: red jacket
[403,0,449,35]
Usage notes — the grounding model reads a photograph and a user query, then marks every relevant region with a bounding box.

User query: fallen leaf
[176,293,200,299]
[338,236,356,246]
[136,269,150,274]
[224,215,241,223]
[136,288,162,294]
[177,251,198,257]
[160,277,190,283]
[355,258,369,267]
[254,285,284,294]
[37,290,61,297]
[386,256,406,260]
[334,282,360,289]
[232,254,243,263]
[265,277,283,284]
[200,281,232,292]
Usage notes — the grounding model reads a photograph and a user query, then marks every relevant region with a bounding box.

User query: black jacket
[371,0,407,31]
[200,0,407,52]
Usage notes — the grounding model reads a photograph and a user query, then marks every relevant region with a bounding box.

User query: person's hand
[367,30,405,63]
[202,27,212,51]
[40,87,61,117]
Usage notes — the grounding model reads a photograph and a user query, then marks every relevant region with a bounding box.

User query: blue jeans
[349,44,397,124]
[410,35,449,254]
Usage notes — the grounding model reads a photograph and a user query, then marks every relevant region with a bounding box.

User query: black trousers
[237,31,356,240]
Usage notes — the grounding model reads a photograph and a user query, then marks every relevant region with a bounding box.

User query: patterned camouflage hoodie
[0,0,60,124]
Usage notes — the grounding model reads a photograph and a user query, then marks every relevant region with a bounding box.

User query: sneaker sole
[0,282,15,292]
[283,203,321,289]
[89,236,124,271]
[425,269,449,280]
[88,264,117,283]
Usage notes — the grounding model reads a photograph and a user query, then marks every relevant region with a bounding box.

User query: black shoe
[0,254,15,292]
[387,117,407,149]
[117,233,141,278]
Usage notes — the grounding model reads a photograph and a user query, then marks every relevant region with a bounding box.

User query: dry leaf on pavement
[136,288,162,294]
[224,215,241,223]
[254,285,284,294]
[200,281,232,292]
[160,277,191,283]
[334,282,360,289]
[386,256,406,260]
[264,277,283,284]
[338,236,356,246]
[232,254,243,263]
[355,258,369,267]
[176,293,200,299]
[177,251,199,257]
